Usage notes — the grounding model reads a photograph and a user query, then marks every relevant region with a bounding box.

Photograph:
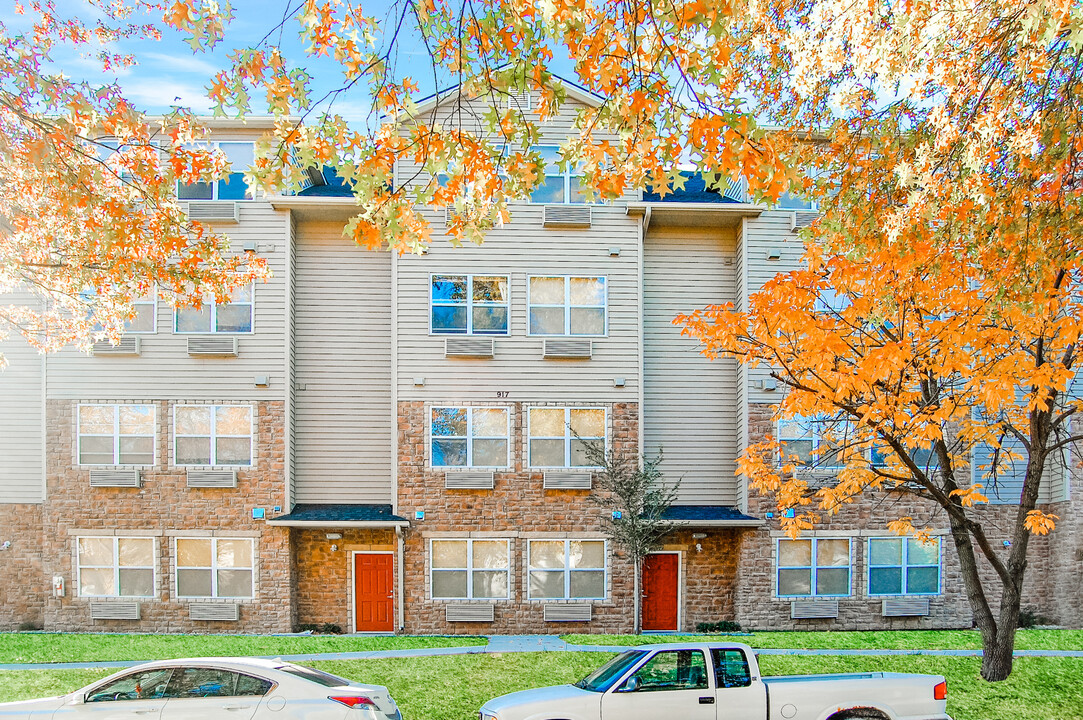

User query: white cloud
[120,78,215,113]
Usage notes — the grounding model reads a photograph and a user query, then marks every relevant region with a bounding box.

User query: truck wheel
[830,710,889,720]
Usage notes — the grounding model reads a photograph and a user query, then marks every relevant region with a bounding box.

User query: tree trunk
[633,557,641,635]
[980,623,1017,681]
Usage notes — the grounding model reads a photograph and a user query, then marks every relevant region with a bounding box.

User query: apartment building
[1,85,1079,635]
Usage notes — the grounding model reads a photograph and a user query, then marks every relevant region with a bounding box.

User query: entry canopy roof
[267,503,410,528]
[658,505,762,528]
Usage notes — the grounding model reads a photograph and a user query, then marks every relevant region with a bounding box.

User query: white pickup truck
[478,642,951,720]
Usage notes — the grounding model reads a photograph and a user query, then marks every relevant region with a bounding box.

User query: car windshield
[574,650,648,693]
[278,664,355,688]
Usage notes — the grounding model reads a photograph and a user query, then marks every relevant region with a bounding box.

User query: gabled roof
[411,72,605,116]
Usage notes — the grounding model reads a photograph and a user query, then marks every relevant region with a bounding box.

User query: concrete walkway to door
[2,635,1082,671]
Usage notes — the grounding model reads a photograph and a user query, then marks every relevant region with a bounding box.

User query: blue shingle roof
[658,505,760,524]
[270,503,407,524]
[643,172,743,203]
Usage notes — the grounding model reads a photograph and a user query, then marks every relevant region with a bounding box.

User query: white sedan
[0,657,402,720]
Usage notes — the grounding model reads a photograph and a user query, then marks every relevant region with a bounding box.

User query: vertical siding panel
[293,222,393,503]
[643,227,739,504]
[0,296,44,503]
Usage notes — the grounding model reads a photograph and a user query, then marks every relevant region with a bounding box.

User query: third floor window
[430,275,509,335]
[175,284,254,334]
[528,276,606,336]
[177,142,254,201]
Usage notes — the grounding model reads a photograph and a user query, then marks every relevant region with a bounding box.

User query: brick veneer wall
[0,504,45,630]
[293,528,397,631]
[659,529,741,631]
[735,403,1062,631]
[397,401,641,634]
[40,399,293,633]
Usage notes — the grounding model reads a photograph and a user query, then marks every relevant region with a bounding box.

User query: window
[430,275,509,334]
[711,648,752,688]
[620,649,708,692]
[164,668,272,698]
[430,539,510,599]
[528,539,606,599]
[77,537,155,597]
[867,537,941,595]
[126,289,157,333]
[78,405,155,466]
[527,407,605,468]
[776,538,851,597]
[177,142,254,200]
[528,276,606,336]
[530,146,585,203]
[176,537,254,598]
[174,405,253,466]
[430,407,509,468]
[174,284,253,333]
[779,415,884,469]
[86,668,175,702]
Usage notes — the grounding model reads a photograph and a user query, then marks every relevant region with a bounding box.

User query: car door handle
[699,697,715,704]
[222,705,248,711]
[131,710,159,715]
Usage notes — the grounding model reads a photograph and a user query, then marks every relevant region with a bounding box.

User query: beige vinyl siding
[735,221,750,511]
[44,204,289,400]
[292,221,393,504]
[395,205,640,402]
[643,226,739,504]
[742,210,805,406]
[0,298,45,503]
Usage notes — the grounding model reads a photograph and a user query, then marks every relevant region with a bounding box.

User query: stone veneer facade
[395,400,644,634]
[31,399,293,633]
[0,504,46,630]
[734,402,1066,631]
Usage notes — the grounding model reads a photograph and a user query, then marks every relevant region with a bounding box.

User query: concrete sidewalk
[2,635,1081,671]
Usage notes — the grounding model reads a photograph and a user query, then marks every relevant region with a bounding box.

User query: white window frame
[176,141,255,201]
[428,274,510,335]
[527,276,608,337]
[866,537,942,596]
[526,539,608,601]
[77,404,156,466]
[428,538,512,600]
[778,415,886,470]
[530,145,584,204]
[172,404,254,467]
[526,406,607,469]
[429,406,510,469]
[774,537,852,598]
[124,288,158,334]
[173,283,254,334]
[174,537,255,599]
[76,536,156,598]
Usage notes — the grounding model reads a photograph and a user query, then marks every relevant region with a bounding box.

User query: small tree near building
[583,442,680,635]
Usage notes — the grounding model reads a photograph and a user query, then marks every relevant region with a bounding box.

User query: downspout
[395,526,405,632]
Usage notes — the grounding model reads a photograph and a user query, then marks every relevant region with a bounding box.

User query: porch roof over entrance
[266,503,410,528]
[659,505,763,527]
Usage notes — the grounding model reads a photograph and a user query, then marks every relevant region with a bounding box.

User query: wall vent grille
[542,205,591,227]
[445,604,494,622]
[543,471,592,490]
[445,337,494,357]
[189,603,240,621]
[91,337,142,356]
[187,336,238,356]
[90,601,141,620]
[89,470,141,488]
[790,599,839,619]
[445,471,495,490]
[542,339,592,359]
[184,201,240,223]
[543,604,592,622]
[881,597,931,617]
[187,469,238,488]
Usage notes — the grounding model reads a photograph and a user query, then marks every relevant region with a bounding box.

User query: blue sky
[2,0,579,122]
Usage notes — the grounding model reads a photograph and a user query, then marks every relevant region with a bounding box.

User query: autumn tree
[0,0,267,362]
[9,0,1083,678]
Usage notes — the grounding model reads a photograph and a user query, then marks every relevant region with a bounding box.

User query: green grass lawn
[0,653,1079,720]
[562,628,1083,651]
[0,633,486,664]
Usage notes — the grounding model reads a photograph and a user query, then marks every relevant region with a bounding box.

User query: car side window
[711,649,752,688]
[86,669,174,702]
[622,650,709,692]
[164,667,241,698]
[235,673,274,696]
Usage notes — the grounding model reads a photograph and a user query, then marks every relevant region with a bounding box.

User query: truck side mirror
[619,676,641,693]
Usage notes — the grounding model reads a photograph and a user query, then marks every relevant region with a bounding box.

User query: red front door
[354,553,395,632]
[642,553,679,631]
